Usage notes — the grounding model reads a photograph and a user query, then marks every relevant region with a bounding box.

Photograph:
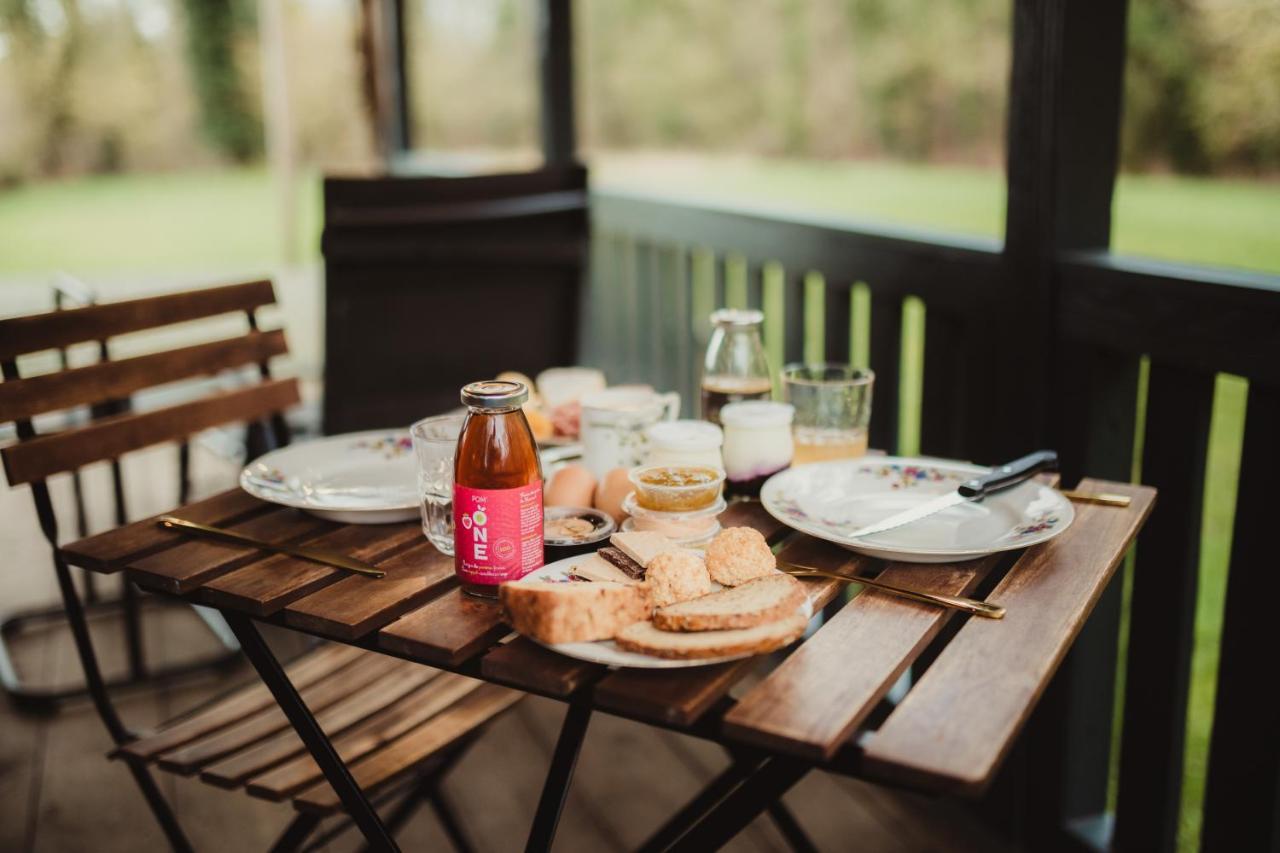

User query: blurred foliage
[180,0,262,162]
[0,0,1276,183]
[1124,0,1280,174]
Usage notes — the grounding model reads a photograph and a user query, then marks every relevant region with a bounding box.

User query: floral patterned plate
[513,557,815,669]
[760,456,1074,563]
[240,430,419,524]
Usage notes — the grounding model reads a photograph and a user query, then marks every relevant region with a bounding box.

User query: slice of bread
[570,552,641,585]
[614,613,808,660]
[653,573,804,632]
[609,531,675,567]
[501,580,652,644]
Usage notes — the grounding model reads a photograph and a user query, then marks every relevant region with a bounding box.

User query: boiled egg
[545,464,596,508]
[593,466,633,523]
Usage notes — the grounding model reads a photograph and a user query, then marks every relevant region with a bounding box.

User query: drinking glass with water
[410,414,466,555]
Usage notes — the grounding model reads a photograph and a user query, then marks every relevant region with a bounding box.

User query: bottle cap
[710,308,764,328]
[461,380,529,410]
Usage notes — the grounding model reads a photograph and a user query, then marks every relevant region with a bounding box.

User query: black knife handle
[958,450,1059,499]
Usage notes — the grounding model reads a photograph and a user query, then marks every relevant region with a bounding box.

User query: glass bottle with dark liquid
[701,308,773,425]
[453,381,544,598]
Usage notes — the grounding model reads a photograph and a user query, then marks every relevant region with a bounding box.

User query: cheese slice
[570,552,641,585]
[609,531,675,567]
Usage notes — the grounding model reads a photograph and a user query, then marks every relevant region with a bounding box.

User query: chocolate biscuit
[597,546,647,580]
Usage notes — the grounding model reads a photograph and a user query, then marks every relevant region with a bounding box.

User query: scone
[704,527,777,586]
[645,550,713,607]
[500,580,651,643]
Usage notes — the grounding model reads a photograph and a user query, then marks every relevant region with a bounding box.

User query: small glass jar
[645,420,724,469]
[628,464,725,512]
[720,400,795,497]
[701,309,772,426]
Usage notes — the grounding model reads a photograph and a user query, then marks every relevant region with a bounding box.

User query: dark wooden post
[995,1,1134,848]
[359,0,412,164]
[539,0,577,165]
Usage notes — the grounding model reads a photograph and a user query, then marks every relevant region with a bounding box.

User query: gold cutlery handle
[158,516,385,579]
[782,563,1005,619]
[1061,490,1131,507]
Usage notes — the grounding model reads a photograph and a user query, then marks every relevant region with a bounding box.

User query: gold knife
[1060,490,1131,507]
[158,516,386,579]
[781,561,1005,619]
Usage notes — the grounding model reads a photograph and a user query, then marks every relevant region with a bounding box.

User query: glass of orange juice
[782,364,874,464]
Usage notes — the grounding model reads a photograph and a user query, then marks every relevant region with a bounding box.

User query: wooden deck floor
[0,443,1012,852]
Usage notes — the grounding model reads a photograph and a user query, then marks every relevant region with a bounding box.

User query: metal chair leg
[636,758,766,853]
[766,800,819,853]
[269,812,322,853]
[525,701,592,853]
[0,594,244,714]
[224,612,401,852]
[664,756,811,853]
[429,784,475,853]
[32,481,194,852]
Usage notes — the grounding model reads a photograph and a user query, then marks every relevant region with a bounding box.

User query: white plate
[760,456,1073,563]
[515,556,814,669]
[241,430,419,524]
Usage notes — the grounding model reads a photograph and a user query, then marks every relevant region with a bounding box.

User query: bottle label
[452,482,544,585]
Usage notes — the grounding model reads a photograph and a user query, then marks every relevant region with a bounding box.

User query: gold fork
[780,561,1005,619]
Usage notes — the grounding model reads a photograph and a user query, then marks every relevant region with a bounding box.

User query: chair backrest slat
[0,279,276,361]
[0,329,288,423]
[2,377,300,485]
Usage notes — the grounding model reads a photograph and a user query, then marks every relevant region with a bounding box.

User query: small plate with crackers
[499,529,814,669]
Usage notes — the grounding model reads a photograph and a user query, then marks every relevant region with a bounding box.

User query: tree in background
[181,0,262,163]
[1123,0,1208,173]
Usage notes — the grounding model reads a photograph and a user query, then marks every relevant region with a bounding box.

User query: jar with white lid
[720,400,794,497]
[645,420,724,470]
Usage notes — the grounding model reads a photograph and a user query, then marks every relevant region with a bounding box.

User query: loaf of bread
[500,580,652,644]
[615,613,808,660]
[653,573,805,632]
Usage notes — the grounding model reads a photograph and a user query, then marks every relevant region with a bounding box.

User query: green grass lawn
[0,168,320,276]
[0,159,1265,850]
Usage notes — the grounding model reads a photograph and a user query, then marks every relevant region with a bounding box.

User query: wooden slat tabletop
[283,540,455,640]
[858,479,1155,794]
[723,550,1007,760]
[592,531,851,727]
[60,475,1156,798]
[62,487,267,573]
[378,588,509,666]
[480,638,604,699]
[128,508,334,595]
[198,522,421,617]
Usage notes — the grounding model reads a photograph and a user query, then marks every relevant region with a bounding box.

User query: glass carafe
[701,308,772,426]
